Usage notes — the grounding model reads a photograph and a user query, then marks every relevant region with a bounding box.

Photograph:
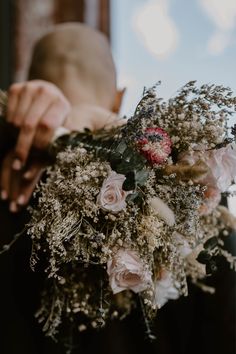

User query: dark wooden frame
[99,0,110,39]
[0,0,13,88]
[54,0,85,23]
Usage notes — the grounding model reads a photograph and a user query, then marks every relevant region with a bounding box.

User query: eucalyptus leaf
[123,171,136,191]
[122,148,134,163]
[115,161,132,174]
[197,250,211,264]
[126,192,143,205]
[204,237,218,250]
[135,170,149,186]
[116,141,128,154]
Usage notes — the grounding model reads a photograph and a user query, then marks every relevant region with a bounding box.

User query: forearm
[64,104,124,132]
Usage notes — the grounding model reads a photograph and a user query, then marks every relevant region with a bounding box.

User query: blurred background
[0,0,109,87]
[2,0,236,106]
[112,0,236,115]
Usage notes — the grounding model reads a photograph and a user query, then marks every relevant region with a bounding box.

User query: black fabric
[0,202,235,354]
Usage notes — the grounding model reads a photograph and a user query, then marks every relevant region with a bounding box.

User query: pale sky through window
[111,0,236,116]
[111,0,236,214]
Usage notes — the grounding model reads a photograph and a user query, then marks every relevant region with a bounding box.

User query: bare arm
[64,104,124,132]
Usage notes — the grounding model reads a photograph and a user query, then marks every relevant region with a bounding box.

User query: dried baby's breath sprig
[123,81,236,154]
[0,227,26,255]
[138,294,156,341]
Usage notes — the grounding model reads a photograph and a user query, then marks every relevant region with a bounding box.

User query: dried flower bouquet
[1,82,236,340]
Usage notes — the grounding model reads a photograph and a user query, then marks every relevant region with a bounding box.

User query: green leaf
[123,171,136,191]
[135,170,149,186]
[204,237,218,250]
[115,161,133,174]
[126,192,143,205]
[197,250,211,264]
[123,147,135,162]
[116,141,128,154]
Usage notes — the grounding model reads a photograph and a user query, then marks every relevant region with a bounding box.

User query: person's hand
[6,80,71,170]
[0,80,71,211]
[1,149,46,212]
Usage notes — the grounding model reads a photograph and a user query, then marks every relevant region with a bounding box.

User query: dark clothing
[0,202,235,354]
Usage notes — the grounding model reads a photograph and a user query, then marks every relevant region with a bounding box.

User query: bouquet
[1,82,236,340]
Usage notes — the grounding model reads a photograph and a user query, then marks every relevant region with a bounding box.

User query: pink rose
[199,186,221,215]
[97,171,130,213]
[180,143,236,192]
[107,249,152,294]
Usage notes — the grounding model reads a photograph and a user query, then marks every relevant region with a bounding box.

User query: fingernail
[1,190,8,200]
[23,171,32,180]
[12,159,22,171]
[9,201,17,213]
[17,194,26,206]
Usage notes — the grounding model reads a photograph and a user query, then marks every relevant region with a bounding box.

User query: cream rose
[154,270,179,308]
[97,171,130,213]
[107,249,152,294]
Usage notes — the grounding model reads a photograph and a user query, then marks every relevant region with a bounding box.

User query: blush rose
[204,143,236,192]
[179,143,236,214]
[107,249,152,294]
[97,171,130,213]
[180,143,236,192]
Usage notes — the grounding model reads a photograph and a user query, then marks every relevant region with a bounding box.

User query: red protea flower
[136,127,172,165]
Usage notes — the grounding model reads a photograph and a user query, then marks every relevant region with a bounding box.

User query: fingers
[23,162,43,181]
[13,90,53,166]
[7,80,71,169]
[0,151,22,212]
[0,151,13,200]
[13,117,41,169]
[0,150,45,213]
[2,80,71,212]
[33,98,69,149]
[15,165,44,209]
[8,84,34,127]
[7,83,22,122]
[8,174,21,213]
